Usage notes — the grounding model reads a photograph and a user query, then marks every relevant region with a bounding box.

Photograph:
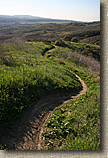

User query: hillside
[0,20,100,150]
[0,16,100,45]
[0,15,75,25]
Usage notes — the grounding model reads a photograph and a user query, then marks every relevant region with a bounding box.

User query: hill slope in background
[0,15,76,24]
[0,16,100,46]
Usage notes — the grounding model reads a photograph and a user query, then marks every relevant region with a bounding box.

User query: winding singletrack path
[0,46,87,150]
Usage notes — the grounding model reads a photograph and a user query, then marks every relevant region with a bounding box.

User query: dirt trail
[42,45,56,57]
[1,72,87,150]
[0,46,87,150]
[38,72,87,150]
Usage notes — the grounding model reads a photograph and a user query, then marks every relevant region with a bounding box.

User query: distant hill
[13,15,45,19]
[0,15,100,46]
[0,15,76,25]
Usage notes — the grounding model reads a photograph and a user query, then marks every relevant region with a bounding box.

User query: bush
[63,35,71,41]
[55,39,66,47]
[71,37,78,42]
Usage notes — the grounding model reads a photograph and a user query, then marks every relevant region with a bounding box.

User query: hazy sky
[0,0,100,22]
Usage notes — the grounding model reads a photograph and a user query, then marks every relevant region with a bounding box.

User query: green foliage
[0,21,100,45]
[41,72,100,150]
[55,39,66,47]
[0,144,8,150]
[63,29,100,45]
[71,37,78,42]
[0,40,100,150]
[0,20,100,150]
[0,42,81,132]
[65,41,100,61]
[45,45,100,74]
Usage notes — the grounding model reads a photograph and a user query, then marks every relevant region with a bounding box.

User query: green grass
[41,71,100,150]
[0,41,100,150]
[0,42,82,132]
[64,41,100,61]
[65,41,100,48]
[45,45,100,74]
[54,40,100,61]
[40,43,100,150]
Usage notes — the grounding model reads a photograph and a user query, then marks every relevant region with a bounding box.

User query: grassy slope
[41,72,100,150]
[0,42,81,131]
[45,44,100,74]
[40,44,100,150]
[0,41,100,150]
[54,41,100,61]
[65,41,100,60]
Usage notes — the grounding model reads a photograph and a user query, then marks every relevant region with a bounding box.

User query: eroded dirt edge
[38,72,87,150]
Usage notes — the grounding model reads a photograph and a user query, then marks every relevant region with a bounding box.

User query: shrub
[55,39,66,47]
[63,35,71,41]
[71,37,78,43]
[54,59,65,65]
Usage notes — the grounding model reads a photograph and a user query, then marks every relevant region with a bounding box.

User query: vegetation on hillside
[0,42,82,132]
[0,21,100,45]
[0,20,100,150]
[41,72,100,150]
[38,40,100,150]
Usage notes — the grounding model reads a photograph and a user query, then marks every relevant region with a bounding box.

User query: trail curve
[0,45,87,150]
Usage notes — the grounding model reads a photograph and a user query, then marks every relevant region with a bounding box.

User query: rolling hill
[0,15,100,150]
[0,15,76,25]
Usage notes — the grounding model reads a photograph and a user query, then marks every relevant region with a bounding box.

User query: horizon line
[0,14,100,23]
